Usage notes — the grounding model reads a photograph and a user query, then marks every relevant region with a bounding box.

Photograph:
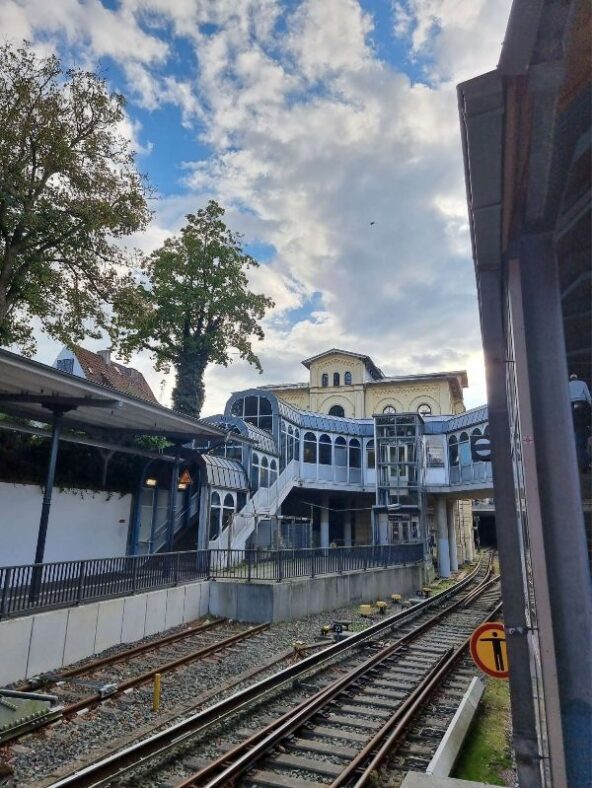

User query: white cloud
[0,0,511,415]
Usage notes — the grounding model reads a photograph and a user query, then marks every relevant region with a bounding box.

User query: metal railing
[0,543,424,620]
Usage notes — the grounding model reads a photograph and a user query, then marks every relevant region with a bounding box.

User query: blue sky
[1,0,512,413]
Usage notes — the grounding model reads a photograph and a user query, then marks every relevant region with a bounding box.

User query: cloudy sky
[1,0,512,414]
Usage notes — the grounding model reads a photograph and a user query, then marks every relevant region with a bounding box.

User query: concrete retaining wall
[209,563,425,623]
[0,580,211,685]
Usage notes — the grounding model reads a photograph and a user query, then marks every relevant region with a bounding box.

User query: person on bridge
[569,373,591,473]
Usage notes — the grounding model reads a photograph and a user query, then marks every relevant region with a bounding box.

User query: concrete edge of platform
[426,675,485,777]
[401,771,498,788]
[0,580,211,685]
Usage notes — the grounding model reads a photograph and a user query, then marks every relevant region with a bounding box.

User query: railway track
[3,619,269,743]
[41,554,498,788]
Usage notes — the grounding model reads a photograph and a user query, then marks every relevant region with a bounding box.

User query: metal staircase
[224,459,300,550]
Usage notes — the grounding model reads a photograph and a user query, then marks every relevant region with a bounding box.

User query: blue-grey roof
[201,455,248,490]
[277,400,374,436]
[446,405,489,432]
[201,414,278,454]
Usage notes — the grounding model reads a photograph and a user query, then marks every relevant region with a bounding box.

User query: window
[366,439,375,469]
[221,493,235,532]
[269,459,278,485]
[335,436,347,466]
[321,373,329,387]
[251,453,260,491]
[294,429,300,461]
[56,358,74,374]
[333,372,340,386]
[448,436,459,466]
[383,405,396,414]
[328,404,345,417]
[319,434,332,465]
[303,432,317,463]
[417,403,432,417]
[349,438,361,468]
[260,456,269,488]
[229,395,273,432]
[344,371,352,385]
[209,492,221,540]
[459,432,471,466]
[426,437,445,467]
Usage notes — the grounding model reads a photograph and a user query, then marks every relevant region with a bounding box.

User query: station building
[190,350,492,579]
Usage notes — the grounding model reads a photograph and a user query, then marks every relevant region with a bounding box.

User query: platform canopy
[0,348,224,443]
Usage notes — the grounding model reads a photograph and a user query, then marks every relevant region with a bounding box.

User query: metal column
[166,446,181,553]
[479,266,543,787]
[446,500,459,571]
[436,498,450,578]
[518,234,592,786]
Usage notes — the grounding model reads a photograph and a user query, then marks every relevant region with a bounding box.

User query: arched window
[448,436,459,466]
[251,453,260,491]
[221,493,235,532]
[471,427,482,436]
[269,459,278,485]
[484,424,489,435]
[328,404,345,417]
[333,372,340,387]
[459,432,471,466]
[260,456,269,488]
[209,492,221,540]
[287,425,294,463]
[230,394,273,432]
[294,428,300,461]
[321,373,329,387]
[383,405,396,414]
[366,439,375,469]
[349,438,361,468]
[344,371,352,385]
[335,436,347,466]
[303,432,317,463]
[417,403,432,417]
[319,434,332,465]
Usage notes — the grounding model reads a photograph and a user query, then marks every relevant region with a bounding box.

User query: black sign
[471,434,492,462]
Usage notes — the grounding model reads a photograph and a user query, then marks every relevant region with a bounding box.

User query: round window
[417,403,432,417]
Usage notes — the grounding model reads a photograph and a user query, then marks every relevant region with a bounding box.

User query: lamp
[145,477,157,487]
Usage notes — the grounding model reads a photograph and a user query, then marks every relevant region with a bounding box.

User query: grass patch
[453,677,513,785]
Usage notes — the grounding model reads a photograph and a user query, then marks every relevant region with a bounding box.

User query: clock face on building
[417,403,432,417]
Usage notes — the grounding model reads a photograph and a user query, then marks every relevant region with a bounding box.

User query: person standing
[569,373,592,473]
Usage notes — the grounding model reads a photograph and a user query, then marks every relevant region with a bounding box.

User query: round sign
[469,621,509,679]
[471,435,492,462]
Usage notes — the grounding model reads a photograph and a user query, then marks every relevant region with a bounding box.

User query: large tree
[0,42,150,352]
[115,201,275,417]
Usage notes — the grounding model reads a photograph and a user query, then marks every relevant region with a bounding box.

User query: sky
[0,0,513,414]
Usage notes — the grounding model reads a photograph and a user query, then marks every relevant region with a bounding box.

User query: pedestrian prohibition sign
[469,622,509,679]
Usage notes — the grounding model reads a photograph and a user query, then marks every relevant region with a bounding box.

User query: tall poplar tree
[115,201,274,418]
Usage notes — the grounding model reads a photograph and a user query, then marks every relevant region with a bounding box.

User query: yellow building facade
[263,349,467,418]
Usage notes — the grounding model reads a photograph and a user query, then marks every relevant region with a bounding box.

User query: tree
[114,201,275,418]
[0,42,151,352]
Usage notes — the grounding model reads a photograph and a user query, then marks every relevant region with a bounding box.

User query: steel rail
[338,600,504,787]
[46,556,488,788]
[18,618,224,691]
[180,569,499,787]
[62,623,269,715]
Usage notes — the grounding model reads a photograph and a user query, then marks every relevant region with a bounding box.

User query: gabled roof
[72,346,157,404]
[301,349,384,380]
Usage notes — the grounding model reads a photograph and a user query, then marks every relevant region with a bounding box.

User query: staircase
[151,490,200,553]
[216,459,300,550]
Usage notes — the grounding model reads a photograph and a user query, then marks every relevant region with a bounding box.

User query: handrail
[0,543,426,621]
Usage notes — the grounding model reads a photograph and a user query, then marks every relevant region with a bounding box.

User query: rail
[0,543,424,620]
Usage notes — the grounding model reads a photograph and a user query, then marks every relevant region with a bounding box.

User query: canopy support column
[166,444,182,553]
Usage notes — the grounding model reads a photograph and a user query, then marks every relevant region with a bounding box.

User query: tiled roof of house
[72,346,158,404]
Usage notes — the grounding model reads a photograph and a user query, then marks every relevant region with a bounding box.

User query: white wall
[0,580,211,684]
[0,483,132,566]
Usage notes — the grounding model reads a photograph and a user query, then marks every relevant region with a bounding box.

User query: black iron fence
[0,543,424,620]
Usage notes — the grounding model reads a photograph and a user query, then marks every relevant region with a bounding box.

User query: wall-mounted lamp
[177,482,188,491]
[145,477,157,487]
